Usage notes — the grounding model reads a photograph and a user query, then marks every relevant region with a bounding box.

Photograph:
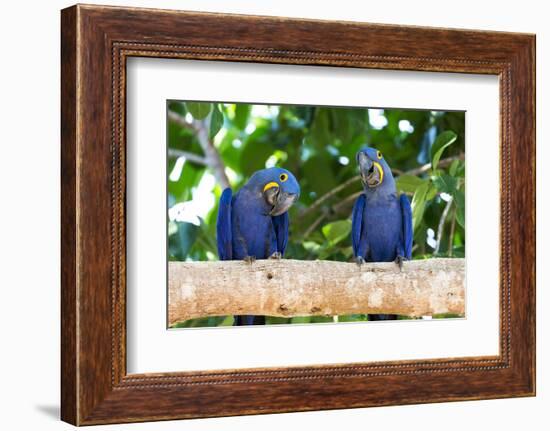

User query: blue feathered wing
[351,193,366,257]
[272,212,289,255]
[400,194,413,259]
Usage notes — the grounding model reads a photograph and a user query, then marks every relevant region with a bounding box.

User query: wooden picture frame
[61,4,535,425]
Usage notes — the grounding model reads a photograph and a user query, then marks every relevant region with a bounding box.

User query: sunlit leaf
[396,175,427,194]
[303,241,321,253]
[431,130,457,171]
[426,182,438,201]
[264,316,291,325]
[209,104,224,140]
[449,159,460,176]
[290,316,311,324]
[338,314,369,322]
[454,189,465,228]
[234,104,251,130]
[309,316,334,323]
[322,220,352,245]
[340,246,354,259]
[220,315,235,326]
[185,102,212,119]
[411,182,429,230]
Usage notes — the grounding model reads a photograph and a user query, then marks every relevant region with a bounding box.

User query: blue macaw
[216,167,300,326]
[351,147,413,321]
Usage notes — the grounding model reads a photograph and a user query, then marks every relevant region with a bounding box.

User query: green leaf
[449,159,460,176]
[432,313,463,319]
[456,161,466,177]
[426,182,438,201]
[396,175,427,194]
[322,220,352,245]
[454,189,465,228]
[219,315,235,326]
[234,104,251,130]
[290,316,311,324]
[338,314,369,322]
[264,316,291,325]
[432,173,458,194]
[171,315,230,328]
[168,221,200,260]
[431,130,457,171]
[411,182,429,230]
[303,241,321,253]
[185,102,212,120]
[309,316,334,323]
[209,105,224,140]
[168,101,186,115]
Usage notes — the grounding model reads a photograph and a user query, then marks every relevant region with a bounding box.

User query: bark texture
[168,258,465,325]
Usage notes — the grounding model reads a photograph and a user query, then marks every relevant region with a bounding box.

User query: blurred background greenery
[167,101,465,328]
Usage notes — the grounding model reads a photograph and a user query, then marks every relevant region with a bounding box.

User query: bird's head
[247,167,300,216]
[356,147,395,191]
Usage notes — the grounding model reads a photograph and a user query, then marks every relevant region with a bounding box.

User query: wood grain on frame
[61,4,535,425]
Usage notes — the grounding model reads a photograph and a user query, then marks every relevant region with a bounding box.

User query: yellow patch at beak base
[263,181,280,192]
[373,162,384,184]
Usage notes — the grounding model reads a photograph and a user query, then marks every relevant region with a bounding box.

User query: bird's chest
[231,202,274,259]
[363,199,402,261]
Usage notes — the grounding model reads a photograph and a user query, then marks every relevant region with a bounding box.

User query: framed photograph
[61,4,535,425]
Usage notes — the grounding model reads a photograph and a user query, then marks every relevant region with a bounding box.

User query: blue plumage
[216,167,300,325]
[351,147,413,321]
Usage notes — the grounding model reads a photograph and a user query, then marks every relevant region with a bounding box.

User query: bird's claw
[355,256,365,266]
[243,255,256,264]
[395,255,406,271]
[269,252,283,260]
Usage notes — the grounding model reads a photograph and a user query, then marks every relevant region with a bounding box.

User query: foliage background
[167,101,465,328]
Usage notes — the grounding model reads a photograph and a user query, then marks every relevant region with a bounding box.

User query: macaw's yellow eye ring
[377,151,383,159]
[279,173,288,182]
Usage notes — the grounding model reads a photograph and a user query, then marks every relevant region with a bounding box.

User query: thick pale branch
[169,258,465,325]
[167,110,197,131]
[168,110,230,189]
[168,148,207,165]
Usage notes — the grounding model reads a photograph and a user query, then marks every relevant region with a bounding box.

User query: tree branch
[168,110,230,189]
[405,153,464,176]
[302,212,327,238]
[435,196,453,255]
[333,190,363,213]
[167,110,197,132]
[300,175,360,217]
[168,258,465,324]
[300,154,464,219]
[168,149,207,165]
[448,206,457,257]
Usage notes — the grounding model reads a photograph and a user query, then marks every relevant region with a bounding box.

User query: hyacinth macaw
[351,147,413,321]
[217,167,300,326]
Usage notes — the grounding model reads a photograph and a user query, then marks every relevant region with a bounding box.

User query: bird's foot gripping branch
[168,258,465,326]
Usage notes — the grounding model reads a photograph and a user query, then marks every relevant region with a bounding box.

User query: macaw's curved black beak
[357,151,382,188]
[264,186,299,216]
